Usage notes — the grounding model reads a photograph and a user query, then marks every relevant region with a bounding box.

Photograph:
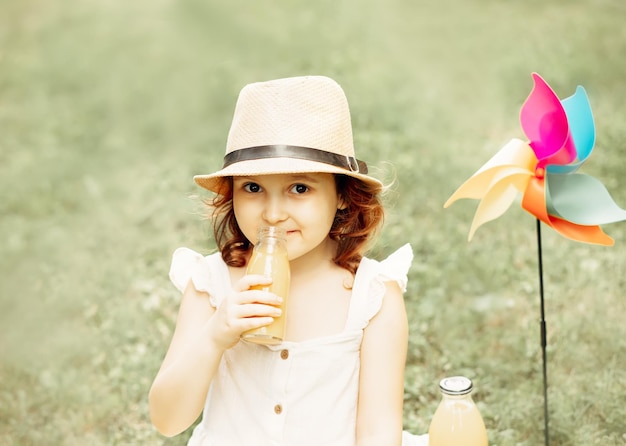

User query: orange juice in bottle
[428,376,488,446]
[241,226,290,345]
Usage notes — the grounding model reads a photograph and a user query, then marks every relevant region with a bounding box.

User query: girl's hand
[207,274,283,350]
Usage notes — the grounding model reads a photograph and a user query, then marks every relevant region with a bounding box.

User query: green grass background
[1,0,625,444]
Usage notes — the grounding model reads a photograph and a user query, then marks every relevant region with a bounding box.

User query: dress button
[280,349,289,360]
[274,404,283,414]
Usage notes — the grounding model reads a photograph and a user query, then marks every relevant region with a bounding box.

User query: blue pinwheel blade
[547,86,596,175]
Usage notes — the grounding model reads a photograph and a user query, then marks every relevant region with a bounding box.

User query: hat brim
[194,157,383,193]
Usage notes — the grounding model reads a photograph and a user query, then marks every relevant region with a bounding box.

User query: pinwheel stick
[536,218,550,446]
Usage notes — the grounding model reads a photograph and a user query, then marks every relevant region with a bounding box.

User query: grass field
[1,0,625,444]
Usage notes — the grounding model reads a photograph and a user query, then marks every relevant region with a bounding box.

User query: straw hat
[193,75,383,192]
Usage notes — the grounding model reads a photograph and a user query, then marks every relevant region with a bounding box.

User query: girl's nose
[262,196,288,224]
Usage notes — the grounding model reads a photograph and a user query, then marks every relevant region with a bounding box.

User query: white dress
[169,244,428,446]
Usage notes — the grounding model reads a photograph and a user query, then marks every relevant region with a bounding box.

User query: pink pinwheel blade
[520,73,576,166]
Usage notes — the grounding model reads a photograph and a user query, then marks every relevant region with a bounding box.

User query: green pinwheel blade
[546,173,626,225]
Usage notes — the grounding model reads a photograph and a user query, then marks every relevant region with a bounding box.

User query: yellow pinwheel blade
[468,171,533,240]
[445,138,537,207]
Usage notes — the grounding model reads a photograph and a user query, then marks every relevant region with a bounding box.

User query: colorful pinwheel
[444,72,626,245]
[444,72,626,446]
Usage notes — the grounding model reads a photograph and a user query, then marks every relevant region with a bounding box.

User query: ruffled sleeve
[372,243,413,292]
[169,247,220,307]
[345,243,414,331]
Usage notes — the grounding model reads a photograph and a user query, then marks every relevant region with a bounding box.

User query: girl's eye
[243,182,262,193]
[291,184,309,194]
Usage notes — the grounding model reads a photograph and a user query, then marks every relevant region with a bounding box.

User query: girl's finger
[232,289,283,306]
[234,303,282,319]
[234,274,272,292]
[240,316,275,331]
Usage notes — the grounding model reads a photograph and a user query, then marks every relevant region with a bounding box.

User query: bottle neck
[257,227,287,243]
[441,392,474,402]
[255,227,288,254]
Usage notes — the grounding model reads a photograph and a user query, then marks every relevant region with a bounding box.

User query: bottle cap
[439,376,473,395]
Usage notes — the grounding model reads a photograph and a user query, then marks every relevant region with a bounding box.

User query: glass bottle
[241,226,290,345]
[428,376,488,446]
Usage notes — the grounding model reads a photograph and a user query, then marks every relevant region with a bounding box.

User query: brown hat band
[223,145,368,174]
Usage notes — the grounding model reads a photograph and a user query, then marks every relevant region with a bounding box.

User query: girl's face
[232,173,343,262]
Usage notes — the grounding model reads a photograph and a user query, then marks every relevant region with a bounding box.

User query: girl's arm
[149,282,220,437]
[149,275,281,437]
[356,281,409,446]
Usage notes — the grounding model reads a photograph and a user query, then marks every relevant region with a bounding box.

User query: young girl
[149,75,428,446]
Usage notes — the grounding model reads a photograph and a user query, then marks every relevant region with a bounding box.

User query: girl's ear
[337,195,348,210]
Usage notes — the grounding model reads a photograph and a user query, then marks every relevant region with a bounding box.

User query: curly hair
[207,175,384,274]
